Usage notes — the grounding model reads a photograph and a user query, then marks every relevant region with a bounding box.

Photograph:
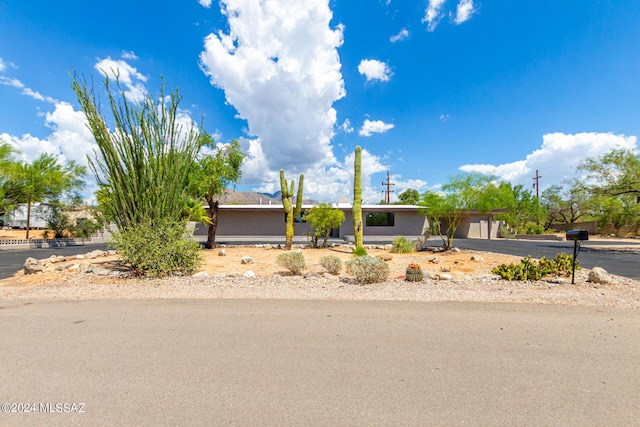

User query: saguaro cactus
[352,146,364,250]
[280,169,304,250]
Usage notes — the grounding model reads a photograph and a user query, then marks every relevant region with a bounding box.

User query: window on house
[365,212,394,226]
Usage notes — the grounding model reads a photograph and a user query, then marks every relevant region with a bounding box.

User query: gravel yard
[1,244,639,308]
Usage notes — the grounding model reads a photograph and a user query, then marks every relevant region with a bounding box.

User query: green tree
[492,182,546,234]
[397,188,420,205]
[189,135,245,248]
[419,173,497,249]
[0,139,20,216]
[540,182,589,228]
[578,148,640,199]
[302,203,345,248]
[6,153,85,239]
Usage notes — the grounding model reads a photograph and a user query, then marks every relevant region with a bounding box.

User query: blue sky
[1,0,639,203]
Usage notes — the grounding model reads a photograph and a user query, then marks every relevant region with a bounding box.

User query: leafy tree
[45,201,73,238]
[5,153,85,238]
[189,135,245,249]
[490,182,546,234]
[540,182,589,228]
[397,188,420,205]
[578,148,640,198]
[419,173,498,249]
[0,139,20,216]
[577,148,640,235]
[302,203,345,248]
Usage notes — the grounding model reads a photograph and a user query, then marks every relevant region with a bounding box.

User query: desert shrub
[538,253,578,277]
[112,219,203,277]
[320,255,342,275]
[346,255,389,284]
[492,253,578,281]
[391,236,414,253]
[276,251,306,275]
[352,246,368,256]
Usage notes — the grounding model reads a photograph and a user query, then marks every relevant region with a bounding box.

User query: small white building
[2,203,51,229]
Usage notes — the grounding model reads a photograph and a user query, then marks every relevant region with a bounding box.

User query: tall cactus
[352,146,364,250]
[280,169,304,250]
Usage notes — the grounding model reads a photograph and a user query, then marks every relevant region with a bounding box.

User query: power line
[381,170,395,204]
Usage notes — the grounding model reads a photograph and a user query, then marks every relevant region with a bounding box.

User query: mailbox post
[566,229,588,284]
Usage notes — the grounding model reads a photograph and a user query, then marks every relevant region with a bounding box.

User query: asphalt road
[0,243,110,280]
[445,239,640,280]
[0,299,638,426]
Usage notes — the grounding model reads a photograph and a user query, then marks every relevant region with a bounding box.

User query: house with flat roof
[194,203,505,240]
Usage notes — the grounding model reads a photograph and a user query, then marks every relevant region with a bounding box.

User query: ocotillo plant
[279,169,304,250]
[352,146,364,251]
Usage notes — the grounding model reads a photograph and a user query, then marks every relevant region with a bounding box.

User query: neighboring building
[2,203,51,229]
[195,203,505,240]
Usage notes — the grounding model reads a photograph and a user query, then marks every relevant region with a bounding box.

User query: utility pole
[381,170,395,204]
[532,169,542,198]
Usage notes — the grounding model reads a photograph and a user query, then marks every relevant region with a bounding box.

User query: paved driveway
[1,299,639,426]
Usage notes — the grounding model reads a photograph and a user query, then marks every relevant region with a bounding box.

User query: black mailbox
[566,229,589,241]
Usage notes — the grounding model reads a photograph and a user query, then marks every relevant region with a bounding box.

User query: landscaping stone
[23,258,44,275]
[92,267,111,276]
[587,267,609,284]
[241,256,254,264]
[218,249,226,256]
[192,272,210,278]
[243,270,255,278]
[377,253,393,261]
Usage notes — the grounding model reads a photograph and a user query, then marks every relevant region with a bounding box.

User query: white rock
[75,255,85,260]
[92,267,111,276]
[79,262,93,274]
[243,270,255,278]
[437,273,454,280]
[587,267,609,284]
[471,255,484,262]
[192,271,210,278]
[451,247,461,252]
[241,256,254,264]
[218,249,226,256]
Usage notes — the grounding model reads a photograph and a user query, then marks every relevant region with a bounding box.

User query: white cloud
[0,75,23,88]
[455,0,476,24]
[94,57,148,102]
[459,132,638,190]
[249,146,394,203]
[1,101,99,200]
[121,50,139,60]
[390,28,409,43]
[357,59,392,82]
[0,75,57,103]
[439,114,450,122]
[423,0,447,32]
[359,119,394,137]
[199,0,345,173]
[340,119,354,133]
[198,0,213,7]
[0,58,5,72]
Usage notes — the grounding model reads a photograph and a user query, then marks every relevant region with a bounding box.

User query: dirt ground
[1,243,524,287]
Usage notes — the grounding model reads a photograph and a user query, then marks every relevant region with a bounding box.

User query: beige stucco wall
[195,205,428,238]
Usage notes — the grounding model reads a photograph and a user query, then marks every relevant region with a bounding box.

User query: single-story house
[195,203,505,240]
